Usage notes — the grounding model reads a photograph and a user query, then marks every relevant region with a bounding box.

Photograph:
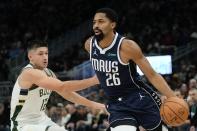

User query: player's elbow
[56,81,74,93]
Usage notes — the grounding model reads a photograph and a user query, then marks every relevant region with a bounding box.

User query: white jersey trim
[89,37,93,60]
[117,37,129,65]
[94,32,118,54]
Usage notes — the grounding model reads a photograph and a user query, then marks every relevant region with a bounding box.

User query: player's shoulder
[85,36,94,45]
[21,67,45,79]
[86,36,94,43]
[84,36,94,52]
[17,68,44,88]
[121,38,140,50]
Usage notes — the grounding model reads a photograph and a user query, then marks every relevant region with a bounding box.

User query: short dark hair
[27,40,48,52]
[95,8,118,23]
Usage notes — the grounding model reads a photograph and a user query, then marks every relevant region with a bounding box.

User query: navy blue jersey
[90,33,162,130]
[90,33,145,97]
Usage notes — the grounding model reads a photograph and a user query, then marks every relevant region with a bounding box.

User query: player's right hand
[160,95,167,103]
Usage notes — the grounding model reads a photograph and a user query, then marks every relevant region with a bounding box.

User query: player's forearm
[148,73,175,98]
[61,77,98,92]
[59,91,105,110]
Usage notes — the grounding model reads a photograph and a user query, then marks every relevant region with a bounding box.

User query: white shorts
[12,118,66,131]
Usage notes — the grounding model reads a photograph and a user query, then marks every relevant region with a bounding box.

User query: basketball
[160,97,189,126]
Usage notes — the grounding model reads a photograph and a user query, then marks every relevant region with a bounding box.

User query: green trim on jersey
[29,84,39,91]
[43,68,55,77]
[45,125,51,131]
[47,69,56,77]
[11,89,28,131]
[11,105,23,131]
[18,100,25,103]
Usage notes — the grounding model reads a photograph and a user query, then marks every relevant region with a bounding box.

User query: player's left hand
[93,103,109,115]
[102,105,110,116]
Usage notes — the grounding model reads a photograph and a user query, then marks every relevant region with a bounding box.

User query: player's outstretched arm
[20,68,99,92]
[122,39,175,98]
[57,91,105,110]
[60,75,99,92]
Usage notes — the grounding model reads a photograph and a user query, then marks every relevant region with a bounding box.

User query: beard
[95,33,104,42]
[94,28,104,42]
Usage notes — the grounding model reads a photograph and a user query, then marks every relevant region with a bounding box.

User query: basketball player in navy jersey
[84,8,176,131]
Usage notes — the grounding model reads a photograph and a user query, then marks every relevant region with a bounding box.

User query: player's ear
[28,52,33,61]
[111,22,116,29]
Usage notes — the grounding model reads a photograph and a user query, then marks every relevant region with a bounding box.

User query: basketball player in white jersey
[10,40,105,131]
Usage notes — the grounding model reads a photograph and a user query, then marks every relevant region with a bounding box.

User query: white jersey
[10,64,55,129]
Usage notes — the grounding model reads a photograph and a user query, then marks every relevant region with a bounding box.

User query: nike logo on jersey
[93,50,98,56]
[139,93,145,100]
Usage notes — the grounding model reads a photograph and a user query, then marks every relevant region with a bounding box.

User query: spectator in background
[60,105,70,127]
[47,105,59,123]
[180,83,189,99]
[174,89,184,99]
[75,105,92,131]
[65,104,78,130]
[188,88,197,131]
[47,104,65,126]
[56,103,65,126]
[189,78,197,89]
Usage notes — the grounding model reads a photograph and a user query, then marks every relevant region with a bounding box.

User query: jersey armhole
[117,38,129,65]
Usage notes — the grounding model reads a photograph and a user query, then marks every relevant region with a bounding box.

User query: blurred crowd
[1,0,197,76]
[45,88,109,131]
[47,0,197,73]
[0,0,197,131]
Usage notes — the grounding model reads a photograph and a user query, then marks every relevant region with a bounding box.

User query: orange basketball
[160,97,189,126]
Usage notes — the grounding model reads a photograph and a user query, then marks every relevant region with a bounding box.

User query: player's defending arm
[57,91,105,110]
[20,68,99,92]
[121,39,175,98]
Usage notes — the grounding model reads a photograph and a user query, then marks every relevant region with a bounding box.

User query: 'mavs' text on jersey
[91,58,119,73]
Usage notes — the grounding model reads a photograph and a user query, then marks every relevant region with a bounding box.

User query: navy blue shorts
[106,88,162,130]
